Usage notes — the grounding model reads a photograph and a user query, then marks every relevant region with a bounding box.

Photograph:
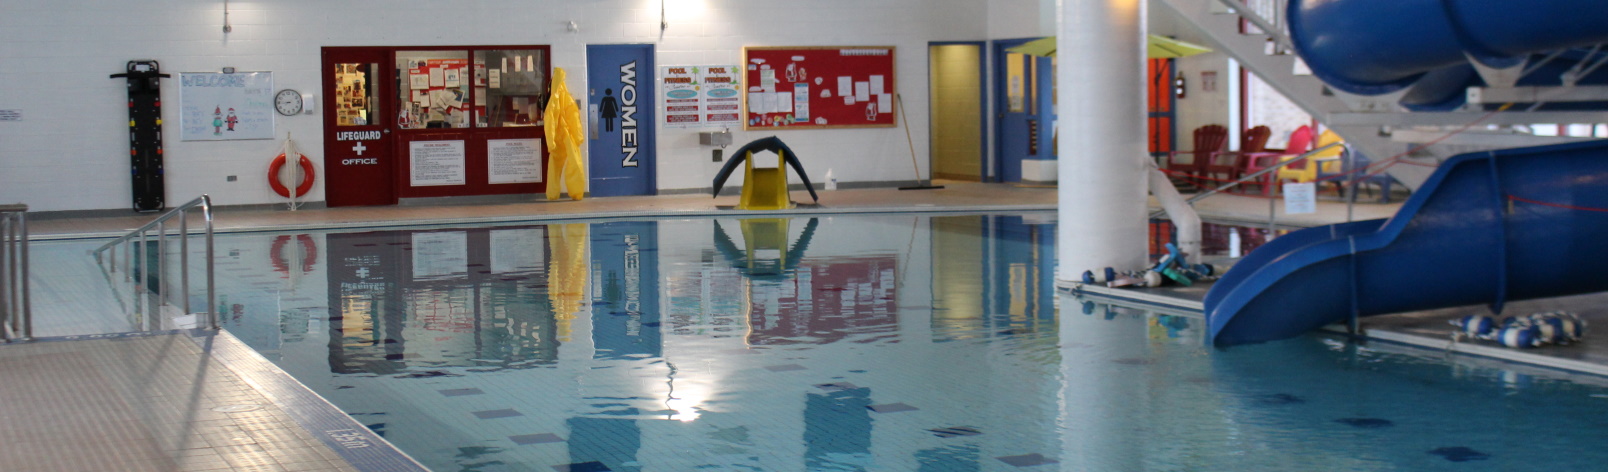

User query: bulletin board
[742,46,896,130]
[178,71,275,141]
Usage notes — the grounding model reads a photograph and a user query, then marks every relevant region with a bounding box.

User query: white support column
[1056,0,1150,286]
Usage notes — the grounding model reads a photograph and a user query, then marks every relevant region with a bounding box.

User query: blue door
[993,39,1056,183]
[586,44,656,197]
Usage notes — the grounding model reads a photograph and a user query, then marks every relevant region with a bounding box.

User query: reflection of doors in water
[588,221,661,359]
[993,39,1056,183]
[586,44,657,197]
[322,47,396,206]
[928,42,985,181]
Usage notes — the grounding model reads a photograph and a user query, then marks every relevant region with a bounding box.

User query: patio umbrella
[1006,35,1214,58]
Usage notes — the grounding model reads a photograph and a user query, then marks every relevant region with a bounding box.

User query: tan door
[929,44,983,181]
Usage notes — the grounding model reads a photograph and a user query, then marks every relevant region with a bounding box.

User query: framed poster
[179,71,275,141]
[742,46,895,130]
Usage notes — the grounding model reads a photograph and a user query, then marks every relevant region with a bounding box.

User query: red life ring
[268,153,316,198]
[269,234,318,276]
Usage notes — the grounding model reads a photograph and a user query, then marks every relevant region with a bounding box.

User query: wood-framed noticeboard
[742,46,896,130]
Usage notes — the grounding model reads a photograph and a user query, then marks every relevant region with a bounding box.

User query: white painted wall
[0,0,1234,212]
[0,0,988,212]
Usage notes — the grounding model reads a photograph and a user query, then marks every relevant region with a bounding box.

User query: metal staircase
[1155,0,1608,191]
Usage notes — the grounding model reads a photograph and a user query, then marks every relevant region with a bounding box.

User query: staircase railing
[1,204,29,342]
[93,195,217,330]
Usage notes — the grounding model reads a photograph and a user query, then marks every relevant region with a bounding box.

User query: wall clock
[274,89,304,116]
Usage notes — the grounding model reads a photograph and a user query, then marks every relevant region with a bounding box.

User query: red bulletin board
[742,46,897,130]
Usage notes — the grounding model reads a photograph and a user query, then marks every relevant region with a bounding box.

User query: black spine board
[111,60,171,212]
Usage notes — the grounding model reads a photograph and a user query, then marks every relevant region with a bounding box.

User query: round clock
[274,89,304,116]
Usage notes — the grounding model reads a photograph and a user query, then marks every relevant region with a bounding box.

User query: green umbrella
[1006,35,1214,58]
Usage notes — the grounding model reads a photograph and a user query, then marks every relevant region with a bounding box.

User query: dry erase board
[742,46,896,130]
[179,72,275,141]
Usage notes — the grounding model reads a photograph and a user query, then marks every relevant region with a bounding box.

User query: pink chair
[1274,125,1317,184]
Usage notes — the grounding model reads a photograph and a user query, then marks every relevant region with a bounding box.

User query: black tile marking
[472,409,523,420]
[929,426,982,438]
[509,433,564,445]
[867,403,919,414]
[1429,447,1490,462]
[997,453,1058,467]
[764,364,806,372]
[1252,393,1305,405]
[1335,418,1394,428]
[552,461,612,471]
[439,388,485,397]
[814,382,859,392]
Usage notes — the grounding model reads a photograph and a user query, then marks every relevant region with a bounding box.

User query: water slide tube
[1288,0,1608,109]
[1206,139,1608,346]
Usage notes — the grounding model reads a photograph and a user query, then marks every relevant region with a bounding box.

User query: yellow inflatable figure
[547,223,589,342]
[545,67,587,201]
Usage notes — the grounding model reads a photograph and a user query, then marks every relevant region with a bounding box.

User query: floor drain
[212,404,264,413]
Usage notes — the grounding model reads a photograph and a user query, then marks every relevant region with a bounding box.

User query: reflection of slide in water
[1207,140,1608,346]
[1289,0,1608,110]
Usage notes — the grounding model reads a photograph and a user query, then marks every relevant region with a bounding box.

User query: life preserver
[269,234,318,276]
[268,153,316,198]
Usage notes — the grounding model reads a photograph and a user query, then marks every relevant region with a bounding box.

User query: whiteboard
[179,72,275,141]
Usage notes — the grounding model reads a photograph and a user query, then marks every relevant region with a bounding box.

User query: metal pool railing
[1,203,29,342]
[92,195,217,330]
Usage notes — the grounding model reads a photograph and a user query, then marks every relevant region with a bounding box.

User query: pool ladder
[1,204,29,342]
[93,195,217,331]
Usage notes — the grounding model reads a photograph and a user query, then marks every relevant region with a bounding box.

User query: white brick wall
[0,0,978,211]
[0,0,1218,212]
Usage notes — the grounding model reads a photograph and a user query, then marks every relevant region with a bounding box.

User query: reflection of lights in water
[663,360,712,422]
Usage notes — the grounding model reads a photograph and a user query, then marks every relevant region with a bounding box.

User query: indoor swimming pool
[31,213,1608,471]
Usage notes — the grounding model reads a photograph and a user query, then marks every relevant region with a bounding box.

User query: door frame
[585,43,658,197]
[322,46,398,207]
[990,38,1056,183]
[928,41,988,182]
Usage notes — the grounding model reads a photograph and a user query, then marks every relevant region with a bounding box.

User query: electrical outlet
[712,149,723,162]
[226,175,237,182]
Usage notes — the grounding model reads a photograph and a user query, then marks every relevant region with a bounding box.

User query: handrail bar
[1150,141,1345,219]
[92,195,216,330]
[1,203,29,342]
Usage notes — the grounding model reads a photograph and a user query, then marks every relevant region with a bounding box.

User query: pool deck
[9,181,1607,471]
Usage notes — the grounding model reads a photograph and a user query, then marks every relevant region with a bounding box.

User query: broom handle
[896,93,922,185]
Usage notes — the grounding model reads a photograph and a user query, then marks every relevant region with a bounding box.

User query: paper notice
[749,92,768,113]
[837,77,852,97]
[768,92,787,113]
[870,75,885,95]
[854,82,870,102]
[878,94,892,113]
[488,69,501,89]
[1284,182,1317,214]
[429,67,445,87]
[760,69,776,88]
[793,83,810,120]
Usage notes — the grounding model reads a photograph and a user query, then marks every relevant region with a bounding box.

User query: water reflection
[325,226,560,374]
[175,213,1608,471]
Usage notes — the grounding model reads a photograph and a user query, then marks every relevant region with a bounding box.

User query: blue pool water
[41,213,1608,471]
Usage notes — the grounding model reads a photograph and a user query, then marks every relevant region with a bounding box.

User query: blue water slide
[1207,139,1608,346]
[1288,0,1608,110]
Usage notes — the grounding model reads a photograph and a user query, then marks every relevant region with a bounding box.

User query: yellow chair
[738,150,795,210]
[1274,125,1318,183]
[1309,129,1345,175]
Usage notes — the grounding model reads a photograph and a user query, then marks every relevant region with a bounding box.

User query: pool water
[44,213,1608,471]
